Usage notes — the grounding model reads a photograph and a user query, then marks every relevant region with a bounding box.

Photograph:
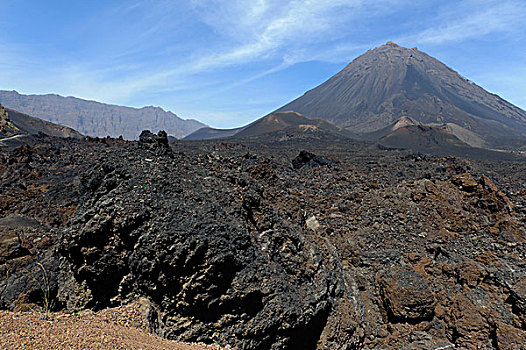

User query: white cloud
[185,0,405,69]
[1,1,412,104]
[412,0,526,44]
[38,1,381,102]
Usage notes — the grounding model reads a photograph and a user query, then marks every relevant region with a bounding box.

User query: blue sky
[1,0,525,128]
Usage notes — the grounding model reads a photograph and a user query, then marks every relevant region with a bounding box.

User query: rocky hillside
[6,108,83,139]
[277,42,526,149]
[233,111,352,139]
[184,126,244,141]
[185,111,354,141]
[1,104,83,141]
[1,133,526,349]
[0,104,19,137]
[185,111,517,160]
[0,90,205,140]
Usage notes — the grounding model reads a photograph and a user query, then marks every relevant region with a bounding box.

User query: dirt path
[0,134,28,146]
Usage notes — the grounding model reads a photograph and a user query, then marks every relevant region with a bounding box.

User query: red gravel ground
[0,299,227,350]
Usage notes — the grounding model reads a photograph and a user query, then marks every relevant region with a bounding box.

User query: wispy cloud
[105,0,526,98]
[6,1,381,102]
[411,0,526,44]
[73,0,408,101]
[185,0,403,69]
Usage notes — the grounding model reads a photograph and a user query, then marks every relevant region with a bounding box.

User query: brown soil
[0,299,225,350]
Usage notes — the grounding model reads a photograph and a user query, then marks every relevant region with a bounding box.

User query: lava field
[1,132,526,349]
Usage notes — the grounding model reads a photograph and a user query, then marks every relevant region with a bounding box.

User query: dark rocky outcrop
[292,150,333,169]
[138,130,172,156]
[56,134,343,349]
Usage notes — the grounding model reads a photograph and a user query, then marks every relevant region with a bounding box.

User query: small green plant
[23,262,54,318]
[36,262,54,318]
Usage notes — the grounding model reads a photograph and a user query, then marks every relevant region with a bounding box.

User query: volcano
[277,42,526,150]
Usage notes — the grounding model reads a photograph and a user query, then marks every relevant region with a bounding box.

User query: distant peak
[272,110,304,118]
[384,41,400,47]
[367,41,407,54]
[141,105,166,112]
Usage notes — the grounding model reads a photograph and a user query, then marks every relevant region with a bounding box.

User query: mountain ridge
[0,90,206,140]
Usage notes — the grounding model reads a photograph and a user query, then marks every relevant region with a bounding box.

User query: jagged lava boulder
[58,133,348,349]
